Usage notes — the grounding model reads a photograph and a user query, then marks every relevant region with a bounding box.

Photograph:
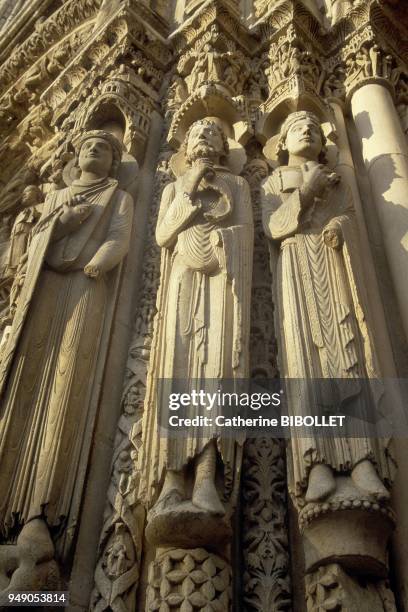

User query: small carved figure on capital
[6,185,42,278]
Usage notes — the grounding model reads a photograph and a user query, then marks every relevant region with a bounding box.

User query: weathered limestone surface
[0,1,406,611]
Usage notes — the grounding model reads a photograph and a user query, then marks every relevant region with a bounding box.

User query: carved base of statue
[305,460,390,504]
[146,502,232,549]
[146,443,232,548]
[0,519,60,604]
[300,474,395,577]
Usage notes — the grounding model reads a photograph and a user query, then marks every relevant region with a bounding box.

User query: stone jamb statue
[0,130,134,564]
[139,118,253,548]
[260,110,394,508]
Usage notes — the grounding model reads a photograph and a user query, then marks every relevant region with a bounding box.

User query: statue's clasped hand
[210,229,223,248]
[183,162,215,198]
[301,164,340,206]
[84,264,100,279]
[323,225,343,249]
[60,199,93,228]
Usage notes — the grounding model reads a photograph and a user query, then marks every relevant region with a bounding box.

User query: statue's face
[78,137,114,177]
[21,186,39,207]
[284,118,322,160]
[186,122,225,162]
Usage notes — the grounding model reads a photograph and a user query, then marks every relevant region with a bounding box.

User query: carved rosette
[146,548,231,611]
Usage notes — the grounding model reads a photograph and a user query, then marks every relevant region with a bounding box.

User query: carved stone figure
[0,130,133,561]
[139,119,253,547]
[325,0,353,24]
[6,185,42,276]
[261,111,394,507]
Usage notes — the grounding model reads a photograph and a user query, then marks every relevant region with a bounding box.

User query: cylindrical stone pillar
[351,83,408,341]
[330,99,397,377]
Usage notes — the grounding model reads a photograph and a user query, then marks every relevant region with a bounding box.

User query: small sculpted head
[277,111,327,165]
[21,185,41,207]
[185,119,229,165]
[76,130,123,178]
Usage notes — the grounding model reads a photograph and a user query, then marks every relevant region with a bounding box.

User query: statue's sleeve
[261,174,302,241]
[86,191,133,273]
[156,181,200,248]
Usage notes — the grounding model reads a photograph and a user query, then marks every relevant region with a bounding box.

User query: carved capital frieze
[171,0,254,56]
[0,0,102,97]
[338,26,401,100]
[176,24,251,98]
[42,9,169,117]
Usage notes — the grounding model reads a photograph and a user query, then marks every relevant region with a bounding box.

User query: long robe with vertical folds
[139,167,253,507]
[0,177,133,552]
[261,165,394,500]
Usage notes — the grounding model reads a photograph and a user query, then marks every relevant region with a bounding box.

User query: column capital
[341,27,401,102]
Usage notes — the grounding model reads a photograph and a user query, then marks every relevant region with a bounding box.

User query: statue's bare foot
[147,489,184,522]
[305,464,336,503]
[351,460,390,501]
[148,470,185,521]
[192,477,225,515]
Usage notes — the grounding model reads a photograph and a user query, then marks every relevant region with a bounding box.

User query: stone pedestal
[302,508,394,578]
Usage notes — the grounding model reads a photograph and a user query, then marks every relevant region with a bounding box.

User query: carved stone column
[329,99,397,377]
[350,81,408,341]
